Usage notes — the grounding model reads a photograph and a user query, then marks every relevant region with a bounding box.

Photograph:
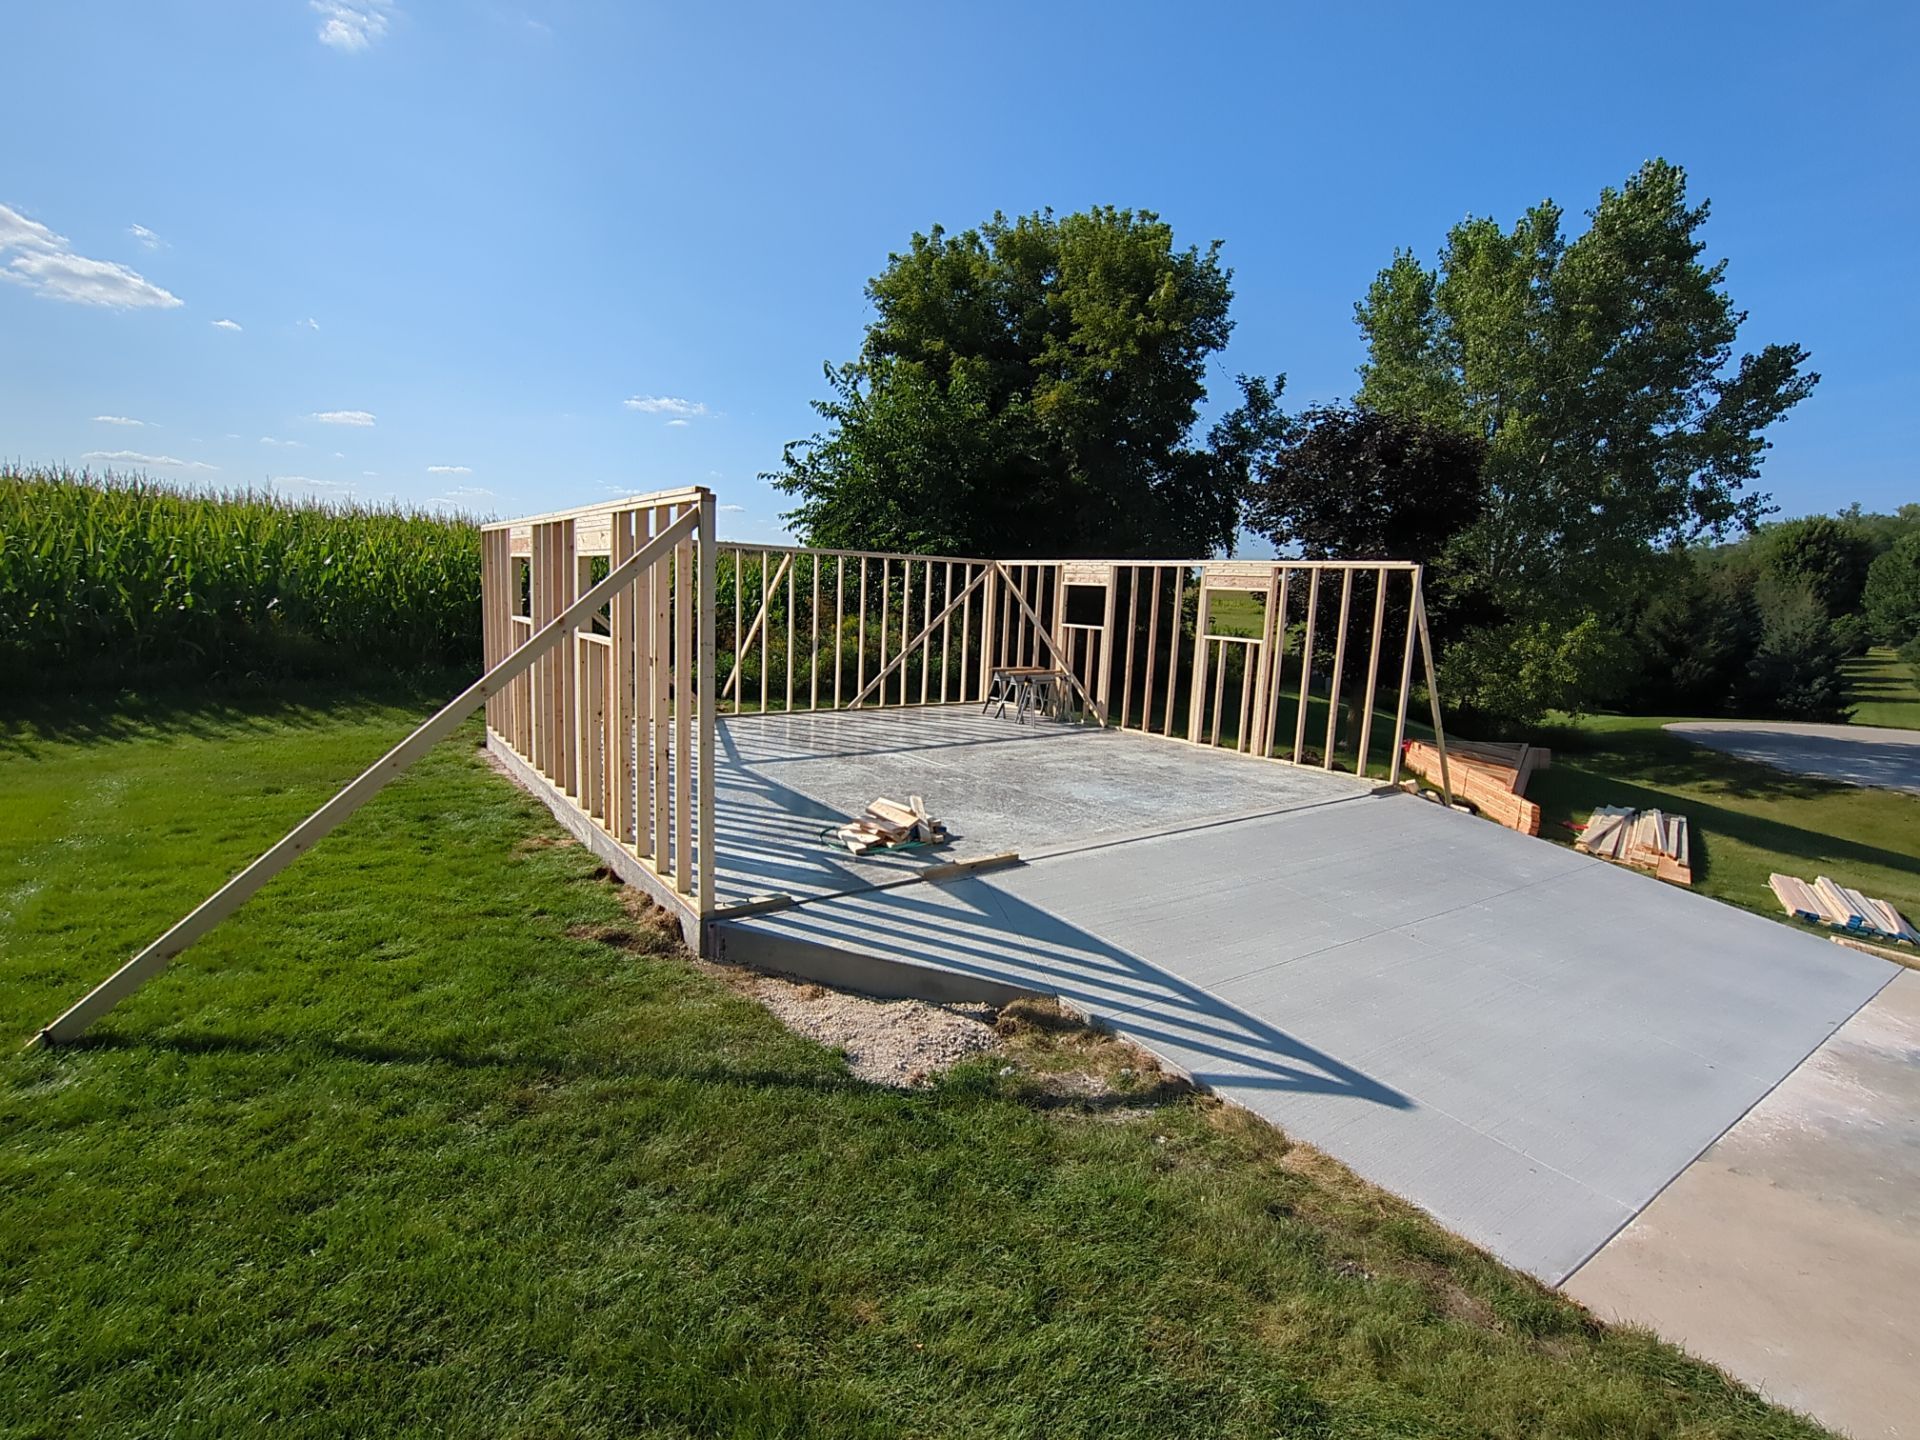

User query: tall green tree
[769,208,1258,558]
[1755,514,1874,618]
[1354,159,1818,722]
[1864,531,1920,646]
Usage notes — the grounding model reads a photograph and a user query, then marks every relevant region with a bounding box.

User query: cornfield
[2,465,483,687]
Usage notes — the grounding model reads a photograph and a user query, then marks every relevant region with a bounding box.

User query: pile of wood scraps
[1401,738,1546,835]
[1577,806,1692,885]
[826,795,950,856]
[1769,874,1918,946]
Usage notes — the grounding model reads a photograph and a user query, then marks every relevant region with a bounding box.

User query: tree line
[769,162,1918,729]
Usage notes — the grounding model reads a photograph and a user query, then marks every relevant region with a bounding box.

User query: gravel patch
[739,973,1001,1087]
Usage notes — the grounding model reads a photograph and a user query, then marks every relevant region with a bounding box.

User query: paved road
[1567,970,1920,1439]
[1666,721,1920,795]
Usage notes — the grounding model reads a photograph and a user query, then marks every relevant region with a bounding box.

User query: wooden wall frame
[30,492,1454,1048]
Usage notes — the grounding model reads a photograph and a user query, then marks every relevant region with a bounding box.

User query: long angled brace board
[847,566,990,708]
[28,505,700,1049]
[720,552,791,702]
[989,563,1104,722]
[1411,579,1454,806]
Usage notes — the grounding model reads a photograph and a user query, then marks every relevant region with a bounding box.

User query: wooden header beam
[480,487,707,533]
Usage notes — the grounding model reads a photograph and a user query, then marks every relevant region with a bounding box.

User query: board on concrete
[1566,970,1920,1440]
[712,707,1367,906]
[720,790,1898,1282]
[1667,720,1920,795]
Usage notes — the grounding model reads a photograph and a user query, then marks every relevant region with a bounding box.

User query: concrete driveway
[1666,721,1920,795]
[1567,970,1920,1439]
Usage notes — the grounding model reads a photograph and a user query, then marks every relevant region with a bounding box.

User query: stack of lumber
[1769,874,1919,945]
[1577,806,1692,885]
[832,795,950,856]
[1401,739,1546,836]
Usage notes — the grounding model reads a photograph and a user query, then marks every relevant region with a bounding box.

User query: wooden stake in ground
[28,506,701,1050]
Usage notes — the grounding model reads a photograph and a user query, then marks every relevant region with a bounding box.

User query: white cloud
[83,449,217,471]
[332,451,346,459]
[623,394,710,418]
[438,484,494,498]
[665,418,690,428]
[128,224,163,249]
[302,317,320,330]
[312,0,391,52]
[261,436,304,447]
[310,409,375,426]
[718,503,746,513]
[93,414,149,427]
[0,204,183,309]
[279,475,356,494]
[212,318,242,331]
[0,205,60,252]
[7,251,184,308]
[362,470,379,477]
[426,464,472,474]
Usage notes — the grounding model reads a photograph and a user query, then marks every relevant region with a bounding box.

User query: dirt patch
[733,972,1000,1087]
[563,864,1187,1098]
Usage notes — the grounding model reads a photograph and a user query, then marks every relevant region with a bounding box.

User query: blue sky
[3,1,1914,545]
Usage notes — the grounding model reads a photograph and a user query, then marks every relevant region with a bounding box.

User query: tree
[770,207,1256,559]
[1354,159,1818,722]
[1864,531,1920,645]
[1625,552,1759,714]
[1755,515,1873,618]
[1624,550,1849,720]
[1743,578,1850,719]
[1838,501,1920,556]
[1241,405,1485,566]
[1241,403,1488,675]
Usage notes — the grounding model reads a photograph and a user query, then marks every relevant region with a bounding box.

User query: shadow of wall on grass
[0,669,475,758]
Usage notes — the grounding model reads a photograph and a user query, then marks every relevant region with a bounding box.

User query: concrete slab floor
[711,706,1368,906]
[722,788,1898,1283]
[1565,970,1920,1440]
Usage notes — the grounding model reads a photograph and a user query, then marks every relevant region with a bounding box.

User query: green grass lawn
[1527,714,1920,933]
[1204,589,1266,639]
[1845,645,1920,729]
[1520,646,1920,936]
[1,682,1833,1437]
